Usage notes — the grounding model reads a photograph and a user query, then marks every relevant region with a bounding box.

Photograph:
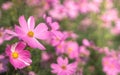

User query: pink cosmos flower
[1,2,13,10]
[51,57,77,75]
[79,46,90,57]
[28,71,36,75]
[44,16,64,46]
[65,41,79,59]
[111,19,120,35]
[5,42,32,69]
[15,16,48,50]
[4,28,17,40]
[49,5,67,20]
[41,51,51,61]
[63,31,78,40]
[82,39,90,47]
[64,0,79,19]
[26,0,40,6]
[103,9,118,22]
[55,41,66,54]
[78,0,89,13]
[88,2,99,13]
[102,56,120,75]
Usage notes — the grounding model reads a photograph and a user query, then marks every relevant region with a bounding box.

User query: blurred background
[0,0,120,75]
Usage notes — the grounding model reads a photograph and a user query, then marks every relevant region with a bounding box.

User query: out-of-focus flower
[65,41,79,59]
[15,16,48,50]
[5,42,32,69]
[41,51,51,61]
[64,0,79,19]
[88,2,99,13]
[26,0,40,6]
[51,57,77,75]
[28,71,36,75]
[101,9,118,28]
[111,19,120,35]
[55,41,66,54]
[4,28,17,40]
[44,16,64,46]
[1,2,13,10]
[49,5,67,20]
[0,54,8,73]
[82,39,91,47]
[78,0,89,13]
[102,56,120,75]
[63,31,78,40]
[79,46,90,57]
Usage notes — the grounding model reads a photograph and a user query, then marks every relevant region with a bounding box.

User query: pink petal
[19,16,28,32]
[27,16,35,30]
[51,22,60,30]
[57,57,64,66]
[22,36,46,50]
[34,23,48,40]
[15,25,26,38]
[58,72,68,75]
[10,58,27,69]
[5,45,11,56]
[16,42,26,51]
[51,63,60,73]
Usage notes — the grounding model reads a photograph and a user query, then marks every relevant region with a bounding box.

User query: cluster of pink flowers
[102,49,120,75]
[0,28,15,45]
[1,0,120,75]
[0,15,94,75]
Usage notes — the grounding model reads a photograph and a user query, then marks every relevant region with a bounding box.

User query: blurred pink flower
[64,0,79,19]
[50,31,64,46]
[102,9,118,22]
[1,2,13,10]
[78,0,89,13]
[28,71,36,75]
[26,0,40,6]
[0,54,8,73]
[49,5,67,20]
[82,39,90,47]
[55,41,66,54]
[15,16,48,50]
[102,56,120,75]
[5,42,32,69]
[51,57,77,75]
[65,41,79,59]
[111,19,120,35]
[41,51,51,61]
[4,28,17,40]
[88,2,99,13]
[79,46,90,57]
[63,31,78,40]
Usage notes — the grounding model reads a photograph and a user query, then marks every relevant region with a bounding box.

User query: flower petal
[27,16,35,30]
[34,23,48,40]
[18,16,28,32]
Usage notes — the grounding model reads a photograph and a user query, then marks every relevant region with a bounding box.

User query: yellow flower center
[12,52,19,59]
[67,47,73,54]
[61,65,67,70]
[27,31,34,37]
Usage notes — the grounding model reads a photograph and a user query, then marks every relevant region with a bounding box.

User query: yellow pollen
[27,31,34,37]
[12,52,19,59]
[61,65,66,70]
[68,48,73,54]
